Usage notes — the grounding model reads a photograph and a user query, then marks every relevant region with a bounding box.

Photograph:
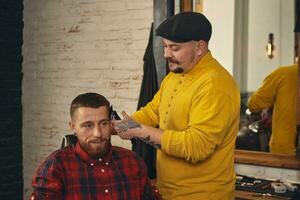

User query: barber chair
[236,108,272,152]
[61,134,77,149]
[236,126,261,151]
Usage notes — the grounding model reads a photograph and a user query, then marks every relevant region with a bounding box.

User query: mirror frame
[234,149,300,169]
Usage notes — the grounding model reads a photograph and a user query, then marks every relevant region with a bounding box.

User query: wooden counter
[236,190,291,200]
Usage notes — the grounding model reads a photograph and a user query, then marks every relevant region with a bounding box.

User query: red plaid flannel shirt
[30,143,161,200]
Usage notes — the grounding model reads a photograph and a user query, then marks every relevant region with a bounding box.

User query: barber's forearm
[136,125,163,149]
[113,116,163,149]
[123,124,163,149]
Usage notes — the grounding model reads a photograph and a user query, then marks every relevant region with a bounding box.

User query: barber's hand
[112,111,142,140]
[112,112,163,149]
[121,111,130,120]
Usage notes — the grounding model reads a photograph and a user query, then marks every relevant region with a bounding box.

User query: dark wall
[0,0,23,199]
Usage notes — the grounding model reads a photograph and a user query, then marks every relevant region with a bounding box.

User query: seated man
[30,92,161,200]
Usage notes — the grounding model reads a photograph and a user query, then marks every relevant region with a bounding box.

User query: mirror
[237,0,295,93]
[233,0,297,155]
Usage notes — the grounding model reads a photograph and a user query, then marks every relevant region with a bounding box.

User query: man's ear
[196,40,207,56]
[69,121,75,132]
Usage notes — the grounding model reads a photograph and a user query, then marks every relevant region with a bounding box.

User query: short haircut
[70,92,110,119]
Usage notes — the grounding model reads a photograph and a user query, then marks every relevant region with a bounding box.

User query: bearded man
[30,92,161,200]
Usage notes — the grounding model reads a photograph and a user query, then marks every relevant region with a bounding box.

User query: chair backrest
[61,134,77,149]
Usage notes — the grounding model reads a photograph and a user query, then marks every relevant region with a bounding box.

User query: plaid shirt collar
[74,142,113,166]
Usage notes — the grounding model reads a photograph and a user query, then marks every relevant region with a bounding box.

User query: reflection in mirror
[234,0,296,154]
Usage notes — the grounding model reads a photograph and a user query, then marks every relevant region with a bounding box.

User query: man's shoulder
[110,146,145,173]
[34,146,75,174]
[275,64,297,73]
[111,146,136,155]
[45,145,75,161]
[111,146,139,159]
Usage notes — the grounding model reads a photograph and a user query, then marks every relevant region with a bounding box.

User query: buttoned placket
[89,158,111,196]
[163,75,185,125]
[101,159,110,195]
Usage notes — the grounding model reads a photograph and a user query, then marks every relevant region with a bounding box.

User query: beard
[80,138,111,158]
[167,58,184,73]
[172,67,184,73]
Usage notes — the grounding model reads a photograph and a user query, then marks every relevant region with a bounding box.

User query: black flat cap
[156,12,212,43]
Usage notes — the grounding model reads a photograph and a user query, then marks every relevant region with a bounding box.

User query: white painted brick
[111,59,142,71]
[125,0,153,10]
[115,88,140,100]
[36,71,60,79]
[100,69,131,80]
[128,39,149,51]
[102,10,131,21]
[131,29,153,41]
[120,100,140,114]
[128,9,153,20]
[101,1,127,12]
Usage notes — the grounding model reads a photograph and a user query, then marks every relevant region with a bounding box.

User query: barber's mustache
[167,58,180,65]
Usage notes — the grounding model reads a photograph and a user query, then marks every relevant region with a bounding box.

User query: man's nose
[93,125,102,137]
[164,48,171,58]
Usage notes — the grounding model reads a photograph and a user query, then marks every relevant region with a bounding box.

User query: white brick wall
[22,0,153,197]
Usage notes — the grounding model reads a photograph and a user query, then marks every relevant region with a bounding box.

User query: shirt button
[171,96,173,99]
[30,194,36,200]
[168,104,171,107]
[163,120,166,123]
[105,189,109,193]
[101,169,105,172]
[165,111,168,114]
[105,162,109,165]
[90,163,94,166]
[174,89,177,92]
[179,80,182,84]
[99,158,102,161]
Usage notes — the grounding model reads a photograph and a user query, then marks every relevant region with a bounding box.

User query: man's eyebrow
[80,121,93,126]
[162,42,181,47]
[80,119,110,125]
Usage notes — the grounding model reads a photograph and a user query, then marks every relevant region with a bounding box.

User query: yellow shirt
[248,64,297,155]
[132,52,240,200]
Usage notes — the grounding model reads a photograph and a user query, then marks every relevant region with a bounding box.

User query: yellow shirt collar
[182,51,213,80]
